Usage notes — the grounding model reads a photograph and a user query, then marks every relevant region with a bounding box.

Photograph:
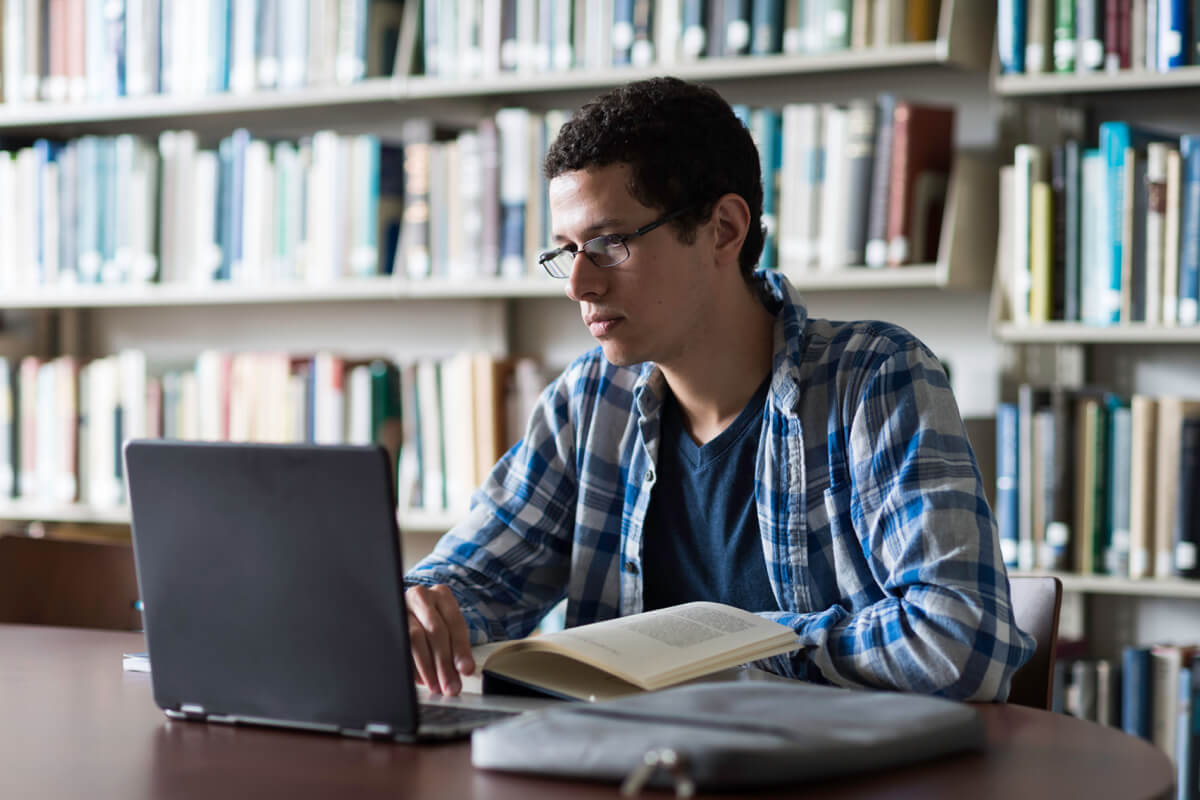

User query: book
[996,406,1020,569]
[1177,417,1200,579]
[1154,398,1200,578]
[1180,135,1200,324]
[1123,645,1153,740]
[1128,395,1158,578]
[472,601,800,702]
[885,101,955,266]
[1053,0,1076,72]
[1076,0,1105,71]
[999,0,1028,72]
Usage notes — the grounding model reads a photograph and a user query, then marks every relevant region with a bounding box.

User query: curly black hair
[544,77,765,280]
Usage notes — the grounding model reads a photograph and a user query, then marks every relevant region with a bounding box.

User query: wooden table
[0,624,1174,799]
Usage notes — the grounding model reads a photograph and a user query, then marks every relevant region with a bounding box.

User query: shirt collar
[633,270,810,419]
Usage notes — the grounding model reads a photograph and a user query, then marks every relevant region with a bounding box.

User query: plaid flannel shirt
[406,270,1034,701]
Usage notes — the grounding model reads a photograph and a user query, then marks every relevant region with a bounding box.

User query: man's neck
[660,282,776,446]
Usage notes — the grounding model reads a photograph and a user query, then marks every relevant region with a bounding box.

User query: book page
[486,602,798,689]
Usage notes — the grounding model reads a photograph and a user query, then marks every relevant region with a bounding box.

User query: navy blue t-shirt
[642,377,778,612]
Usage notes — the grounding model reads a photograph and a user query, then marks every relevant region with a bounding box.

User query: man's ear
[710,193,751,269]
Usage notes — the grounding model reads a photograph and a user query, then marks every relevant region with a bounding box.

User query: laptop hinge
[179,703,207,721]
[364,722,394,739]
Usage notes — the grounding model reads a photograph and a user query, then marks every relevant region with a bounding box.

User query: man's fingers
[406,586,464,695]
[407,612,437,692]
[429,585,475,675]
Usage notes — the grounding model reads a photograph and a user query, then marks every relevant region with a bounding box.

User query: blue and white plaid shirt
[407,270,1034,702]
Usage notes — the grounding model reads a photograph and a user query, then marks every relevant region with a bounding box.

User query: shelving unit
[994,65,1200,97]
[992,46,1200,657]
[994,323,1200,344]
[0,0,1007,557]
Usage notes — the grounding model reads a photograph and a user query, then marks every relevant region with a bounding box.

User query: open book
[470,601,801,702]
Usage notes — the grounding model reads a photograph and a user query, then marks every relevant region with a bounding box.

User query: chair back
[1006,575,1063,709]
[0,535,141,630]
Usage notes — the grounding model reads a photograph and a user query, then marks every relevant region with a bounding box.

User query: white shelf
[0,501,461,533]
[994,322,1200,344]
[0,41,981,134]
[1014,571,1200,600]
[406,43,955,100]
[0,267,1009,309]
[994,65,1200,97]
[782,264,947,291]
[0,79,402,129]
[0,277,567,309]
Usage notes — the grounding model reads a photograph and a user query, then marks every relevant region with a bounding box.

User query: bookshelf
[0,0,1007,561]
[989,6,1200,733]
[994,65,1200,97]
[994,323,1200,344]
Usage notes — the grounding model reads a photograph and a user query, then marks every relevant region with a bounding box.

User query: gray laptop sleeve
[471,681,985,793]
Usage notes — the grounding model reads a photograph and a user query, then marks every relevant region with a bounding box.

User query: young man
[405,77,1034,701]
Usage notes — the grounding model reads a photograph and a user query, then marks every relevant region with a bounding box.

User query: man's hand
[405,584,475,695]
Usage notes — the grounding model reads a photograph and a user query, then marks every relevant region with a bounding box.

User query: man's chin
[598,342,642,367]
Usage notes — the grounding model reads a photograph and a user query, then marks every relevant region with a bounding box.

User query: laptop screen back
[125,440,419,735]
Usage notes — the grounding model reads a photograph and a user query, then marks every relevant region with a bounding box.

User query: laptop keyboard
[418,703,518,729]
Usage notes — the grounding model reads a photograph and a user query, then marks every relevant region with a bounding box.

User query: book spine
[1194,0,1200,65]
[1076,0,1105,70]
[611,0,634,65]
[1029,179,1053,322]
[1044,389,1075,570]
[681,0,708,59]
[864,93,895,268]
[1026,0,1052,72]
[1158,0,1186,70]
[997,402,1021,569]
[1128,148,1148,322]
[842,100,875,267]
[1063,140,1082,320]
[1177,418,1200,579]
[1100,121,1130,323]
[630,0,655,66]
[1145,143,1168,325]
[752,108,783,271]
[1053,0,1076,71]
[0,358,11,499]
[823,0,852,50]
[1122,646,1153,739]
[1011,144,1044,324]
[1104,0,1120,70]
[1176,665,1193,796]
[1188,666,1200,800]
[1107,400,1133,576]
[904,0,938,42]
[722,0,752,56]
[750,0,783,54]
[1132,0,1148,70]
[1128,395,1158,578]
[1180,136,1200,324]
[1163,147,1182,326]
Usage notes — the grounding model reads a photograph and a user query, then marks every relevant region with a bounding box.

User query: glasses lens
[541,250,574,279]
[584,236,628,267]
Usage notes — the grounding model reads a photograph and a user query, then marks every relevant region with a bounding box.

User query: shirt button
[644,469,654,483]
[624,560,639,575]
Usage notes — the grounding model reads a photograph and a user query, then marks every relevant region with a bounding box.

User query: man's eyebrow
[552,217,627,244]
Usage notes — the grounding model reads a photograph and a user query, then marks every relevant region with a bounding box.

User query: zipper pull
[619,748,695,798]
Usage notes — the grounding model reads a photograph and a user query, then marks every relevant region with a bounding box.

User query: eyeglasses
[537,206,692,279]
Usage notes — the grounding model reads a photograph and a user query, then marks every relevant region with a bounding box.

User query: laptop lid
[125,440,423,737]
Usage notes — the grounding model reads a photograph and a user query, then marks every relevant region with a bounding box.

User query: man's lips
[584,313,623,337]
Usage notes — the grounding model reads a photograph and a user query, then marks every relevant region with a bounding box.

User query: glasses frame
[538,206,693,279]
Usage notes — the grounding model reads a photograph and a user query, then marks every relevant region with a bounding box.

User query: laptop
[124,439,553,741]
